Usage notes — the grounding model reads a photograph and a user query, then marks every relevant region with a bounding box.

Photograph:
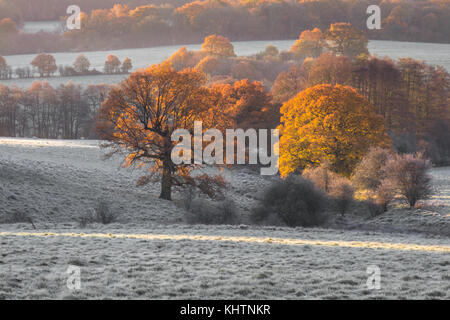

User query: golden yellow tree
[98,63,230,200]
[279,84,390,177]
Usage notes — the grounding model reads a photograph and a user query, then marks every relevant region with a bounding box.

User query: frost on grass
[0,138,449,299]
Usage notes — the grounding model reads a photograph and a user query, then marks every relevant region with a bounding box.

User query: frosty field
[0,138,449,299]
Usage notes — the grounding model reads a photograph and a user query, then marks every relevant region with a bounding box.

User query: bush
[94,201,118,224]
[80,200,118,226]
[363,199,384,217]
[302,162,338,193]
[384,153,433,208]
[251,176,328,227]
[374,179,395,212]
[9,211,36,229]
[329,178,354,216]
[184,196,239,225]
[351,147,393,191]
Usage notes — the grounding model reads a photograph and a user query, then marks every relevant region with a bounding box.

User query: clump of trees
[352,148,433,209]
[7,53,134,79]
[0,82,110,138]
[290,23,368,60]
[3,0,450,55]
[31,53,57,77]
[0,54,13,79]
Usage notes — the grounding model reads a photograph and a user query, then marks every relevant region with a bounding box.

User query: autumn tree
[195,56,221,76]
[73,54,91,74]
[31,53,57,77]
[0,18,17,35]
[201,35,236,58]
[213,79,277,130]
[0,84,21,136]
[98,63,230,200]
[326,23,369,59]
[384,153,433,208]
[290,28,325,59]
[166,46,198,71]
[279,84,390,177]
[271,65,307,104]
[307,52,352,87]
[104,54,121,74]
[121,57,133,73]
[0,55,7,78]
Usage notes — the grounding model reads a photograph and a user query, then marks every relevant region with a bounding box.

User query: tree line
[1,0,450,55]
[0,82,110,139]
[0,53,133,80]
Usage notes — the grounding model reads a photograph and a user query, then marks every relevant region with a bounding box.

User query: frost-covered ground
[0,138,449,299]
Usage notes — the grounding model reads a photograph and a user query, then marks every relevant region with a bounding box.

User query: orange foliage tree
[31,53,57,77]
[326,23,369,59]
[279,84,390,177]
[201,34,236,58]
[290,28,325,59]
[104,54,121,74]
[213,79,277,130]
[98,63,230,200]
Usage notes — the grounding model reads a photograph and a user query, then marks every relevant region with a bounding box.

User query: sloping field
[0,138,448,299]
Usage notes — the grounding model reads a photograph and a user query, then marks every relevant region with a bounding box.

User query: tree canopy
[279,84,390,177]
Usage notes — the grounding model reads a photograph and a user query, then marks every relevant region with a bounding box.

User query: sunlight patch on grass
[0,231,449,253]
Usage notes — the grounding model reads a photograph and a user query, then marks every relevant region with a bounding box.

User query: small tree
[263,45,279,58]
[195,56,220,76]
[104,55,121,74]
[0,18,17,35]
[326,23,369,59]
[352,147,394,191]
[385,153,433,208]
[202,35,236,58]
[0,55,7,79]
[290,28,326,59]
[302,161,338,193]
[74,54,91,74]
[329,177,354,216]
[31,53,57,77]
[121,57,133,73]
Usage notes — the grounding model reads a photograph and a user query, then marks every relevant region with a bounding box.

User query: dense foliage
[1,0,450,55]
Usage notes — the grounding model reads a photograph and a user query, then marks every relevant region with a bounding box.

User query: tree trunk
[160,158,172,200]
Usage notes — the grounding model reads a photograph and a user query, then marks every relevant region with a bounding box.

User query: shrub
[384,153,433,208]
[351,147,393,191]
[184,198,239,225]
[363,199,384,217]
[302,162,338,193]
[374,179,395,212]
[9,211,36,229]
[183,187,238,225]
[329,178,354,216]
[251,176,328,227]
[92,200,118,224]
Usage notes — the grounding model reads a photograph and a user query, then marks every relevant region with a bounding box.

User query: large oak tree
[98,63,230,200]
[279,84,390,177]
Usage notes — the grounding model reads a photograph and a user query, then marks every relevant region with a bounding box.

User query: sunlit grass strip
[0,231,449,253]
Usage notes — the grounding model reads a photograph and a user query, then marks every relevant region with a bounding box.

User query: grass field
[0,138,448,299]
